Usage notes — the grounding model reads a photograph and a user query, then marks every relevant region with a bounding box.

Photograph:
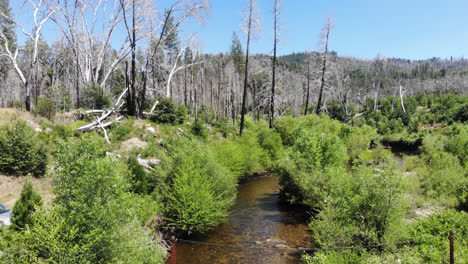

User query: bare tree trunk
[239,1,253,136]
[269,0,279,128]
[316,15,334,114]
[304,54,310,115]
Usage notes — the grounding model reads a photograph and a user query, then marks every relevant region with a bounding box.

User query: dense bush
[274,115,299,146]
[7,100,22,108]
[150,97,186,124]
[151,139,237,232]
[110,118,135,142]
[277,118,348,206]
[0,121,48,176]
[128,156,148,194]
[310,163,405,247]
[35,97,55,120]
[191,120,208,138]
[83,86,111,109]
[304,210,468,264]
[11,177,43,231]
[22,135,166,263]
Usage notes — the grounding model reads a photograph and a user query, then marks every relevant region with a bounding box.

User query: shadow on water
[166,175,313,264]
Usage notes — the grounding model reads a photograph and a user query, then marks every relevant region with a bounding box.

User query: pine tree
[11,176,43,230]
[230,31,244,73]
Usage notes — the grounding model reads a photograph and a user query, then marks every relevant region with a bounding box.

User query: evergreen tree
[161,9,180,58]
[11,176,43,230]
[230,31,244,73]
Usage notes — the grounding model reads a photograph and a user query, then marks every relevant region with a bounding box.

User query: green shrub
[274,115,299,146]
[278,126,347,206]
[151,139,237,232]
[128,156,148,194]
[110,119,134,142]
[191,120,208,138]
[346,125,379,161]
[7,100,22,108]
[417,151,467,206]
[150,97,186,124]
[212,117,236,137]
[255,125,283,160]
[24,135,166,263]
[310,163,406,247]
[35,97,55,120]
[83,86,111,109]
[11,177,43,231]
[0,121,48,177]
[198,106,216,124]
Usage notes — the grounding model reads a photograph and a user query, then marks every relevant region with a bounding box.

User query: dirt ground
[0,174,52,209]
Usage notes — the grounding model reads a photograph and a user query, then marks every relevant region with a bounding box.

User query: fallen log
[105,152,161,171]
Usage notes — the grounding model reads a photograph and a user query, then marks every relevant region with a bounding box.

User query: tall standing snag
[239,0,261,136]
[269,0,281,128]
[316,14,334,114]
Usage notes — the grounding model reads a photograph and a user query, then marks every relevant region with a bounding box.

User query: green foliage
[83,86,111,109]
[254,125,283,160]
[7,100,21,108]
[191,120,208,138]
[416,151,467,206]
[128,156,148,194]
[230,31,244,73]
[305,210,468,264]
[274,115,299,146]
[11,177,43,231]
[23,135,166,263]
[151,139,237,232]
[310,163,405,247]
[0,121,48,176]
[346,125,379,161]
[277,116,348,206]
[110,118,135,142]
[35,97,55,120]
[151,97,186,124]
[198,106,216,124]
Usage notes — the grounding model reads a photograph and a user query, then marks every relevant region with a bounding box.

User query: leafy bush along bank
[0,92,466,263]
[270,108,467,262]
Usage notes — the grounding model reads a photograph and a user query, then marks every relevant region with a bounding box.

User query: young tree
[11,176,43,230]
[230,31,244,73]
[315,14,334,114]
[239,0,261,136]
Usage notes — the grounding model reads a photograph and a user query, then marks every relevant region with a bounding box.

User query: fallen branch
[105,152,161,171]
[75,88,128,132]
[137,154,161,170]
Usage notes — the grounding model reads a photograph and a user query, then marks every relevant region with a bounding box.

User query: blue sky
[11,0,468,60]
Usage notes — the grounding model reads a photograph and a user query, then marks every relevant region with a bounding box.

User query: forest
[0,0,467,263]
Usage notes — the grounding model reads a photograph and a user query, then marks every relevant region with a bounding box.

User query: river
[167,175,313,264]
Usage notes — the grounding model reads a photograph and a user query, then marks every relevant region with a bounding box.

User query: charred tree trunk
[304,55,311,115]
[239,1,253,136]
[270,0,279,128]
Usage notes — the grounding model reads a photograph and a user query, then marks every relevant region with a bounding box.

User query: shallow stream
[167,175,313,264]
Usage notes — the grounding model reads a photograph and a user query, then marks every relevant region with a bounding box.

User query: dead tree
[316,14,334,114]
[269,0,281,128]
[239,0,261,136]
[0,0,60,110]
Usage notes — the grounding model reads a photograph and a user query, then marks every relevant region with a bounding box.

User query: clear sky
[11,0,468,60]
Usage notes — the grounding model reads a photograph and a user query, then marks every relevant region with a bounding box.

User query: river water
[167,175,313,264]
